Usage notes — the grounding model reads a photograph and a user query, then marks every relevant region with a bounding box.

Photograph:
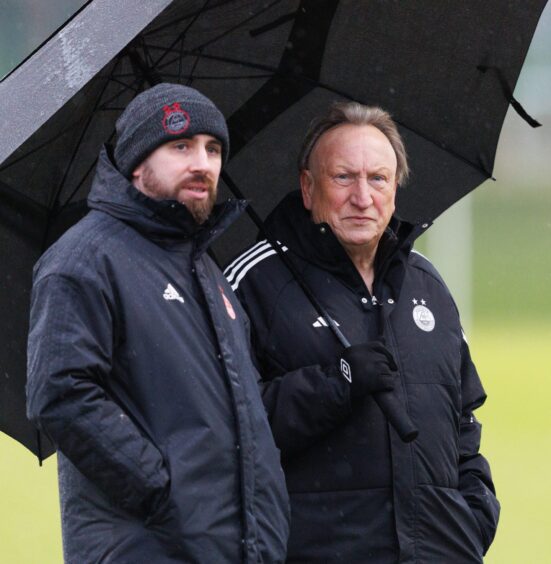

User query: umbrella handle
[372,389,418,443]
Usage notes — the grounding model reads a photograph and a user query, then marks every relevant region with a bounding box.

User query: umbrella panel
[0,187,53,456]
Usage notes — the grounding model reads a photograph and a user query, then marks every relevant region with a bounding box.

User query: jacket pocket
[144,482,189,558]
[287,488,398,563]
[459,478,500,554]
[416,484,484,563]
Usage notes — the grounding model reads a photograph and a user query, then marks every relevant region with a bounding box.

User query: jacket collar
[87,146,247,254]
[263,191,427,298]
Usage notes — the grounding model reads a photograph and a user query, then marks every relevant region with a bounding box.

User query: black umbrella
[0,0,546,457]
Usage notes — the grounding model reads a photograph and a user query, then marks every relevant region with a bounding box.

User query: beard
[141,163,217,224]
[182,189,217,225]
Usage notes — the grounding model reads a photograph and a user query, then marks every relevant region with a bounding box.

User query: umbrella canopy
[0,0,546,457]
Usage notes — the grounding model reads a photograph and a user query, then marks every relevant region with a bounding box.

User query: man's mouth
[346,216,374,222]
[181,184,211,198]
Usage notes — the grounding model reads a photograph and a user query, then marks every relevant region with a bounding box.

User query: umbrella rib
[249,11,297,37]
[57,155,98,213]
[59,165,96,210]
[185,51,202,86]
[55,129,115,216]
[127,44,163,86]
[0,117,89,173]
[185,0,285,53]
[0,179,48,214]
[108,76,141,93]
[139,35,161,75]
[151,0,212,70]
[96,74,148,113]
[149,46,278,74]
[156,73,274,80]
[142,0,234,37]
[147,0,284,72]
[49,72,115,210]
[144,0,283,53]
[178,28,185,81]
[150,51,276,81]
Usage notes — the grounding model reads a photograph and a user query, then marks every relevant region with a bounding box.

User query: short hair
[297,101,410,186]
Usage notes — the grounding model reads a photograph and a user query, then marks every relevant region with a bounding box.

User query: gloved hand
[339,341,398,400]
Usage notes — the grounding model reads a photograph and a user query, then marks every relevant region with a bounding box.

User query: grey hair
[297,101,410,186]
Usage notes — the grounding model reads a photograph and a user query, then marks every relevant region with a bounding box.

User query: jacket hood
[263,190,426,298]
[88,146,247,252]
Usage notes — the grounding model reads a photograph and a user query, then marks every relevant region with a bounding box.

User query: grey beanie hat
[114,83,229,178]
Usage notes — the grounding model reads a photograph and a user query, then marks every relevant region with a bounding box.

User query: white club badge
[412,298,435,332]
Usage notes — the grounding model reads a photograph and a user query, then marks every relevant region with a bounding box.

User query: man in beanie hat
[26,83,290,563]
[114,83,231,225]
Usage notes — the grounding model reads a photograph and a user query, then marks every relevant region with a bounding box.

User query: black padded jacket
[27,149,290,564]
[225,191,499,563]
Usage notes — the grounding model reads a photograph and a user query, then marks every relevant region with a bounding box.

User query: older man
[225,102,499,563]
[26,83,289,563]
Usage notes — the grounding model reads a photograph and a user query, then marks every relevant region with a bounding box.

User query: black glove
[339,341,398,400]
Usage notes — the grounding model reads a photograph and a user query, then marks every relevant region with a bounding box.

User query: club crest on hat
[162,102,190,135]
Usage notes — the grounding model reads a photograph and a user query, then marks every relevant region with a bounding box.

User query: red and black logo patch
[162,102,190,135]
[219,285,237,320]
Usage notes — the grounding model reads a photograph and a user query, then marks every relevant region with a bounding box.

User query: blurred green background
[1,2,550,562]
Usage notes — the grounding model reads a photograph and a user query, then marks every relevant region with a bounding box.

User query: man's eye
[372,175,388,186]
[207,145,221,155]
[334,173,353,185]
[333,172,352,184]
[174,143,188,151]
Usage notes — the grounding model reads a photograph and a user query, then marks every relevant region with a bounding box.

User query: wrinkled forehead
[311,124,397,171]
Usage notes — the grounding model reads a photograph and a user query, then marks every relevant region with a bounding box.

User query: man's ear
[131,162,144,188]
[300,169,314,211]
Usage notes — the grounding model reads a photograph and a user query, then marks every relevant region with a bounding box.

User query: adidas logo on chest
[163,283,184,303]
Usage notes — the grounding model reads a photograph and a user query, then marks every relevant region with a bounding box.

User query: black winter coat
[26,149,290,563]
[225,192,499,563]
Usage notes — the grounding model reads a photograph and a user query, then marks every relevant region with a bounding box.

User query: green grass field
[1,193,550,563]
[471,323,551,564]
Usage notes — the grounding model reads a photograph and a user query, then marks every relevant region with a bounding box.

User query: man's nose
[189,146,210,172]
[350,178,373,208]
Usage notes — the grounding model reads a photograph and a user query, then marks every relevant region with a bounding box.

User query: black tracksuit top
[226,191,499,563]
